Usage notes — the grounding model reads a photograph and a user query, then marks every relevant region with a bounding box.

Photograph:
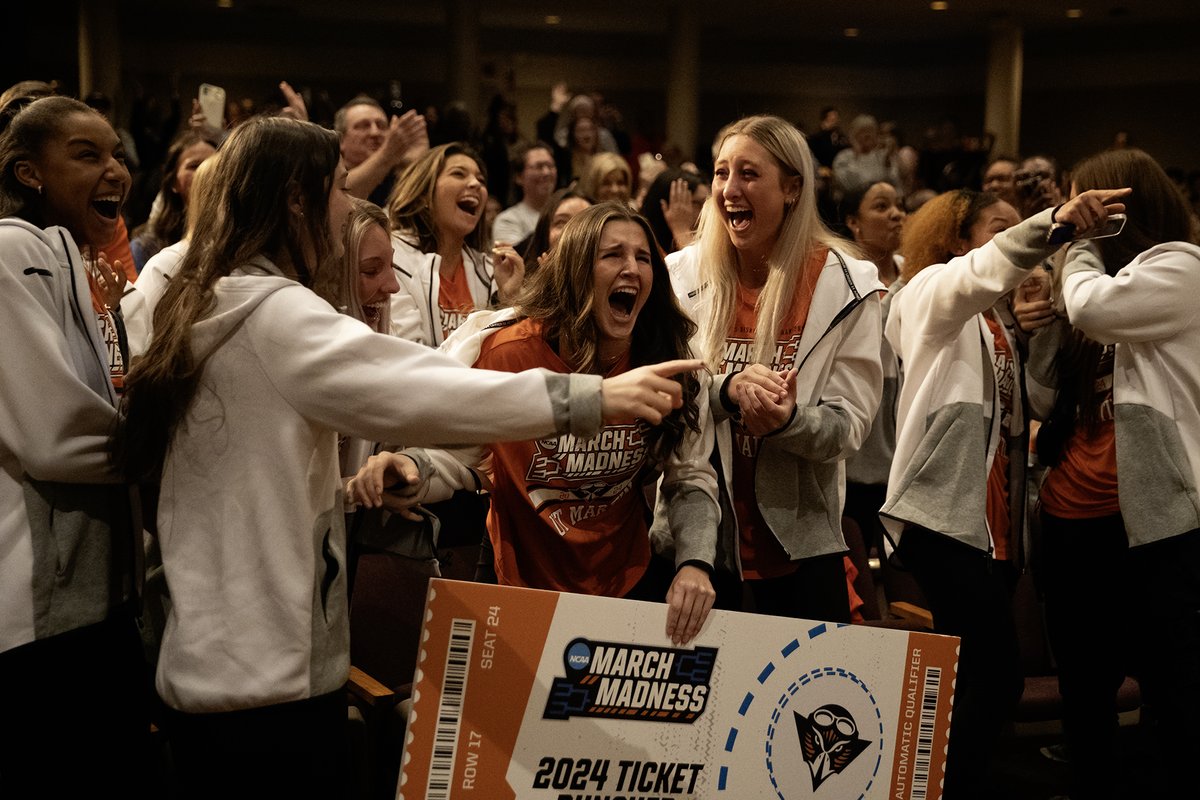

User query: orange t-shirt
[984,312,1015,560]
[723,247,827,579]
[100,215,138,283]
[1039,345,1120,518]
[438,261,478,341]
[474,318,652,597]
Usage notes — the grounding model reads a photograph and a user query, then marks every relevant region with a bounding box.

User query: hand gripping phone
[1046,213,1126,245]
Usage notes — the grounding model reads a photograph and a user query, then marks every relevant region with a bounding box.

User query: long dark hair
[640,168,704,254]
[520,186,594,271]
[132,130,220,256]
[117,117,342,481]
[1071,148,1197,272]
[514,202,701,462]
[1041,149,1198,464]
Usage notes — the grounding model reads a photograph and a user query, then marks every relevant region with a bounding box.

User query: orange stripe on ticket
[887,631,958,799]
[399,579,559,800]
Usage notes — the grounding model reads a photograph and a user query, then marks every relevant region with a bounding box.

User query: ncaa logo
[564,639,592,673]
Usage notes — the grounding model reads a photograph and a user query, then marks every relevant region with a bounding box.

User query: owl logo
[794,704,870,791]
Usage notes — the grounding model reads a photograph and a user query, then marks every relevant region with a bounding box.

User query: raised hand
[491,241,525,305]
[83,248,127,311]
[1055,188,1131,238]
[661,178,698,248]
[278,81,308,121]
[385,110,429,168]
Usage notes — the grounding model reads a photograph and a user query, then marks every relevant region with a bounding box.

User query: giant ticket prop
[399,579,958,800]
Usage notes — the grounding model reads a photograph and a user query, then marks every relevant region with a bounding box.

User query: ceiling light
[216,0,233,8]
[930,1,949,10]
[844,27,860,37]
[545,15,561,25]
[1066,8,1083,18]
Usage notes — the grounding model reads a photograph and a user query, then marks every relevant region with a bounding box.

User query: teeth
[613,287,637,295]
[95,194,121,202]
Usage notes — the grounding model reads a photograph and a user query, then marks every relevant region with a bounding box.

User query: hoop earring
[36,185,44,195]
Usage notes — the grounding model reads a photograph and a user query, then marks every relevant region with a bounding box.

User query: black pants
[896,526,1022,800]
[845,480,888,557]
[1041,517,1200,798]
[745,551,852,624]
[1039,512,1130,799]
[0,611,152,798]
[1127,527,1200,798]
[162,689,350,800]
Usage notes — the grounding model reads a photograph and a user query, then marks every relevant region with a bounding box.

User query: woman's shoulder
[0,217,55,250]
[1134,240,1200,267]
[825,246,886,295]
[473,316,553,370]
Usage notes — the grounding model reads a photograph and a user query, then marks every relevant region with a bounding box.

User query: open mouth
[726,207,752,232]
[609,287,637,319]
[457,196,480,215]
[92,195,122,220]
[362,300,385,324]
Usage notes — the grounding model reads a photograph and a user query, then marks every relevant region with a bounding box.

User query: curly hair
[898,189,1001,281]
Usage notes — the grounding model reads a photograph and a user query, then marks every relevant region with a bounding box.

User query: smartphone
[1046,213,1126,245]
[198,83,226,130]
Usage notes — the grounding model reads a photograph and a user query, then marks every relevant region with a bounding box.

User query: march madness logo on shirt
[524,424,649,535]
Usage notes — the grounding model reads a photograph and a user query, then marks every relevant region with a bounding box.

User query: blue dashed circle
[717,623,884,799]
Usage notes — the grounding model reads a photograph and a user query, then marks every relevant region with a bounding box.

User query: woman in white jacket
[668,114,885,623]
[0,95,145,793]
[882,186,1128,798]
[118,117,698,797]
[1030,148,1200,799]
[386,142,523,346]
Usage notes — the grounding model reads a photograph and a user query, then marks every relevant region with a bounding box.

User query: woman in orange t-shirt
[351,203,717,645]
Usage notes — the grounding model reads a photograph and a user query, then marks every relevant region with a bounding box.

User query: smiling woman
[667,114,885,625]
[0,95,146,792]
[386,142,506,347]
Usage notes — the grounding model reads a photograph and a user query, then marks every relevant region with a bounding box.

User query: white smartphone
[1047,213,1127,245]
[198,83,226,130]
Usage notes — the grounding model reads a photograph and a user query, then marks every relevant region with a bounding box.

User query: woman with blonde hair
[580,151,632,206]
[668,114,885,622]
[121,153,221,356]
[881,185,1128,797]
[386,142,522,346]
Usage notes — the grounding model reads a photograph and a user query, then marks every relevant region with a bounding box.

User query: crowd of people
[2,74,1199,800]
